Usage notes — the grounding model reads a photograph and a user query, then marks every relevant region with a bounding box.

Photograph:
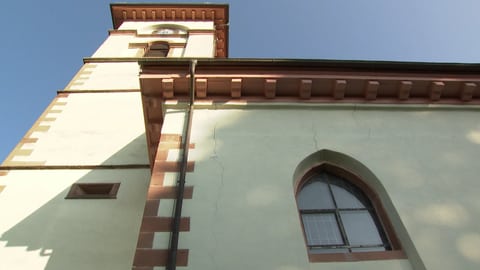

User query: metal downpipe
[167,59,197,270]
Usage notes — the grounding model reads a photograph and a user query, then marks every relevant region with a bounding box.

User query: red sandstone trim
[150,172,165,186]
[143,200,161,216]
[154,150,168,161]
[231,78,242,98]
[20,138,38,144]
[299,80,312,99]
[308,250,406,262]
[157,142,195,150]
[147,186,193,199]
[156,96,480,105]
[140,217,190,232]
[133,249,188,267]
[188,29,215,34]
[137,232,155,249]
[365,81,379,100]
[159,134,182,143]
[57,93,70,98]
[109,29,138,35]
[398,81,412,100]
[264,79,276,98]
[196,78,208,98]
[133,130,194,269]
[132,267,153,270]
[153,161,195,172]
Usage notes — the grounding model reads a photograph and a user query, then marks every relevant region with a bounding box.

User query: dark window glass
[144,42,169,57]
[65,183,120,199]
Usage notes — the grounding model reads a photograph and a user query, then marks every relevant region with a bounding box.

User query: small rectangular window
[65,183,120,199]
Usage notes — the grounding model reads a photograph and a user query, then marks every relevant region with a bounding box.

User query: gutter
[167,59,197,270]
[137,58,480,74]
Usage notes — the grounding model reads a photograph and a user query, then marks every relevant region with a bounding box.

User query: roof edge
[138,58,480,73]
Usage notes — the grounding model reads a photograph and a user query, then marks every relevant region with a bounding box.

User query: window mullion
[327,181,350,250]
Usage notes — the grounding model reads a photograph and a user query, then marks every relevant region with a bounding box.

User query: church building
[1,3,480,270]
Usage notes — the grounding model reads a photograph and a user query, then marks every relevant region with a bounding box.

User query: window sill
[308,250,406,262]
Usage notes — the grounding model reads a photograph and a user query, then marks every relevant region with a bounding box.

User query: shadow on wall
[2,108,480,270]
[0,134,150,270]
[182,108,480,270]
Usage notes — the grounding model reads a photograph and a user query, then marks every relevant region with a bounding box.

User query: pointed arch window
[296,166,404,261]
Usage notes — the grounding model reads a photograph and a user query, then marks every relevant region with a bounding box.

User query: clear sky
[1,0,480,162]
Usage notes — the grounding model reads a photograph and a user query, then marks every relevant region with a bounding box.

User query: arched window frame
[295,162,405,262]
[150,24,188,36]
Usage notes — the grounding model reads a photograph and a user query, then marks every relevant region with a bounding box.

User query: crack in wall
[351,104,372,140]
[209,121,225,270]
[311,122,319,151]
[351,104,360,126]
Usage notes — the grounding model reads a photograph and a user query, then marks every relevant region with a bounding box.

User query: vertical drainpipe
[167,59,197,270]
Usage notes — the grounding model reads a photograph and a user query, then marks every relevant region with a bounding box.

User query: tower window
[65,183,120,199]
[153,28,187,35]
[144,42,170,57]
[151,24,188,35]
[296,167,403,261]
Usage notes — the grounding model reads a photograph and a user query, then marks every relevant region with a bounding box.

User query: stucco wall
[4,92,148,166]
[174,104,480,270]
[0,168,150,270]
[92,34,188,58]
[184,33,215,57]
[64,63,141,91]
[0,16,220,270]
[0,90,150,269]
[91,21,215,59]
[92,35,143,58]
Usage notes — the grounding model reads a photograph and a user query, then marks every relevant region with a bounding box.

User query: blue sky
[1,0,480,162]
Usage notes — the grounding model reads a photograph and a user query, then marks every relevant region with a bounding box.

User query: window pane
[302,213,343,246]
[331,184,366,209]
[155,28,175,34]
[154,28,187,35]
[297,181,334,210]
[340,210,383,246]
[309,247,348,254]
[351,246,386,252]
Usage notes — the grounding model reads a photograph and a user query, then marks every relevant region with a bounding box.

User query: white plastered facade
[171,104,480,270]
[0,19,216,270]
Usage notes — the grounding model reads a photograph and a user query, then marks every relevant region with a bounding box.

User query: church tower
[0,3,228,270]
